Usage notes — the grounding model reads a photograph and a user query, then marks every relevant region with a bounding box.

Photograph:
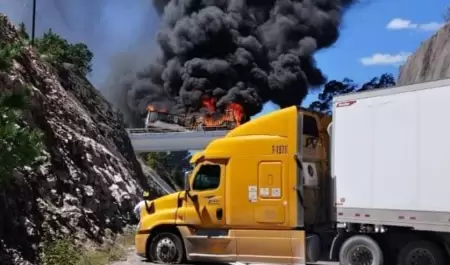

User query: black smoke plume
[107,0,357,126]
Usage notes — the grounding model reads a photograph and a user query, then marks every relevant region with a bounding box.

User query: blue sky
[1,0,448,119]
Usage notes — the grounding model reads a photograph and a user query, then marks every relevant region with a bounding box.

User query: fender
[329,229,351,260]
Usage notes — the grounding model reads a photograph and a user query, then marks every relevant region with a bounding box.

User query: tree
[0,90,43,187]
[17,22,29,40]
[34,29,93,76]
[444,5,450,22]
[308,78,358,114]
[308,73,396,114]
[145,151,192,190]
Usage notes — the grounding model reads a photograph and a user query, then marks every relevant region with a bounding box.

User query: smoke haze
[0,0,357,127]
[0,0,159,87]
[106,0,357,126]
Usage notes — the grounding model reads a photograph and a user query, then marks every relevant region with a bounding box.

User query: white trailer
[328,78,450,265]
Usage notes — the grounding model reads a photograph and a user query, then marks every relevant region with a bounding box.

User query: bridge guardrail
[126,128,229,136]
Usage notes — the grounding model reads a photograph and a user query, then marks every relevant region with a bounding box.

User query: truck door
[182,162,234,262]
[184,162,226,227]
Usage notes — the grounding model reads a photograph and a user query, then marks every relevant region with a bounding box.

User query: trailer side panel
[332,82,450,231]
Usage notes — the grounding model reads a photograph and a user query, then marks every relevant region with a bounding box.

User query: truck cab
[138,79,450,265]
[135,106,331,264]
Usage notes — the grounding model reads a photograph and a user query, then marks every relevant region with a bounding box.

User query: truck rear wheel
[397,240,445,265]
[148,232,185,264]
[339,235,383,265]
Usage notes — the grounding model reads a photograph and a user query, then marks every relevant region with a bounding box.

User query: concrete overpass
[127,129,228,152]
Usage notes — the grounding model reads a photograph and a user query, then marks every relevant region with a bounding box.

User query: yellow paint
[189,151,204,164]
[135,106,331,264]
[135,233,149,257]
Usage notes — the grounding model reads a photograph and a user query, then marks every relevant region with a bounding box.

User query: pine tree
[18,22,29,40]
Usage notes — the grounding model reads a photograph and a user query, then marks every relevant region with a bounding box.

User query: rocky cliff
[0,14,164,264]
[397,23,450,85]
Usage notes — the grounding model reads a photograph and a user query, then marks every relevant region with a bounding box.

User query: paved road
[110,247,338,265]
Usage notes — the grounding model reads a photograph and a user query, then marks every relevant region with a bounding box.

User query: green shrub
[42,238,82,265]
[0,89,43,187]
[0,42,22,71]
[42,231,135,265]
[34,28,93,76]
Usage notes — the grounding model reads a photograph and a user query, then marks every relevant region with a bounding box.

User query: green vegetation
[17,22,29,40]
[18,23,93,76]
[0,90,43,187]
[0,39,24,71]
[0,43,21,70]
[42,238,81,265]
[42,231,135,265]
[145,151,192,189]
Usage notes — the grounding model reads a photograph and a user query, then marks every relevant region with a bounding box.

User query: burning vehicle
[105,0,356,131]
[145,97,245,131]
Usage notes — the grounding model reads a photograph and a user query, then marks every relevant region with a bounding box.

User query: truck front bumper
[135,232,150,258]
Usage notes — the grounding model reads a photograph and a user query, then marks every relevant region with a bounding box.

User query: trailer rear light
[338,212,371,218]
[336,100,356,108]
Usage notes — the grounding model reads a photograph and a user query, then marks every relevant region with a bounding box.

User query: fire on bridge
[144,97,246,131]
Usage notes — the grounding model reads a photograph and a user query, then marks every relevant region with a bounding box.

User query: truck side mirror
[143,191,151,201]
[184,170,191,192]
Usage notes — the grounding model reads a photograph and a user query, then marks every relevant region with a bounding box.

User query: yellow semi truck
[136,79,450,265]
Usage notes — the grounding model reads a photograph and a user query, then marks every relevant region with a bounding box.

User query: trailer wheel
[339,235,383,265]
[148,232,185,264]
[397,240,445,265]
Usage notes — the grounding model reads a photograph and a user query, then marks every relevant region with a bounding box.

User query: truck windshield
[192,164,221,191]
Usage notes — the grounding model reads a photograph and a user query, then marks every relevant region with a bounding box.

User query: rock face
[397,23,450,85]
[0,15,164,264]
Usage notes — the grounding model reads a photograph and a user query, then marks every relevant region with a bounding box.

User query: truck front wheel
[148,232,185,264]
[339,235,383,265]
[397,240,445,265]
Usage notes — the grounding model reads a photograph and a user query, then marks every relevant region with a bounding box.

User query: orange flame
[146,100,245,130]
[147,105,155,111]
[202,97,216,112]
[226,102,244,125]
[147,104,167,113]
[197,101,244,129]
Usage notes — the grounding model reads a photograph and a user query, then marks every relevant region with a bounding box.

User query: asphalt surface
[110,247,338,265]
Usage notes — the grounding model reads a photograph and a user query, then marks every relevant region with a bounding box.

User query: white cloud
[386,18,444,31]
[387,18,417,30]
[418,22,444,31]
[360,52,411,66]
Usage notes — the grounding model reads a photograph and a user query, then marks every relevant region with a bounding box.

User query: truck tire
[148,232,185,264]
[397,240,445,265]
[339,235,383,265]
